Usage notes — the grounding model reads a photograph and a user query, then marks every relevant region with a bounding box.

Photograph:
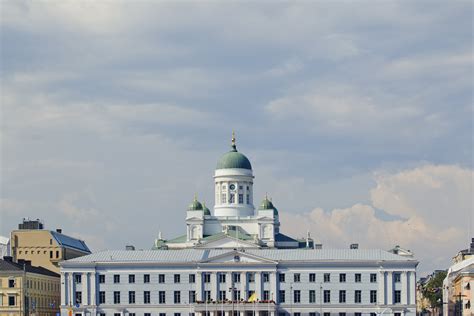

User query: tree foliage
[422,270,448,309]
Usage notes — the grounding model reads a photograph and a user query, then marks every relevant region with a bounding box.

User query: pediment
[202,250,277,264]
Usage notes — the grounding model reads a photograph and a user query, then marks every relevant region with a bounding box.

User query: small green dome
[216,132,252,170]
[202,203,211,216]
[259,196,278,216]
[188,196,203,211]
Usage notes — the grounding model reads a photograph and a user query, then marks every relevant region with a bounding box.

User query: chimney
[350,243,359,249]
[56,228,62,234]
[125,245,135,251]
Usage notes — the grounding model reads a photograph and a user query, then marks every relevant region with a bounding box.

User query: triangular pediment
[202,250,277,264]
[195,235,259,249]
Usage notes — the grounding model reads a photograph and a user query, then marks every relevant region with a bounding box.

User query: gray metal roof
[65,248,415,264]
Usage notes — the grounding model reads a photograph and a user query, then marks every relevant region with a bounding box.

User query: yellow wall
[0,272,60,316]
[11,230,62,274]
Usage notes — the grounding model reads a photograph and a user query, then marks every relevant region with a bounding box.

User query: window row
[279,273,378,283]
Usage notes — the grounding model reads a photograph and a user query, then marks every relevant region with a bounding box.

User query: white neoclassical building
[60,134,418,316]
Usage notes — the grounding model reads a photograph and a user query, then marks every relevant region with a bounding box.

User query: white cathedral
[60,134,418,316]
[153,133,310,250]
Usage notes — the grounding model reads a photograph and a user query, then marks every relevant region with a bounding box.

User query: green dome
[202,203,211,216]
[216,149,252,170]
[188,197,203,211]
[216,132,252,170]
[259,196,278,216]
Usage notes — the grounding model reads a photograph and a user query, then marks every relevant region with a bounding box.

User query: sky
[1,1,473,276]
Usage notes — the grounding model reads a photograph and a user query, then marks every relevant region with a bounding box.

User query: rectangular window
[189,274,195,283]
[175,313,181,316]
[246,194,250,204]
[143,291,151,304]
[309,273,316,282]
[324,273,330,282]
[263,290,270,300]
[310,313,316,316]
[159,291,166,304]
[294,273,301,282]
[189,290,196,303]
[248,290,255,299]
[370,273,377,283]
[75,291,82,304]
[56,250,59,258]
[8,296,15,306]
[339,313,346,316]
[159,274,165,283]
[174,291,181,304]
[324,290,330,303]
[394,273,401,283]
[160,314,166,316]
[233,273,241,283]
[99,291,105,304]
[293,290,301,303]
[8,279,15,288]
[294,313,300,316]
[339,290,346,303]
[355,313,362,316]
[221,193,227,203]
[129,274,135,283]
[144,274,150,283]
[99,274,105,283]
[229,193,235,203]
[232,290,241,301]
[394,290,401,303]
[114,274,120,283]
[129,291,136,304]
[239,194,244,203]
[204,290,211,301]
[279,273,285,283]
[219,290,226,301]
[355,290,361,303]
[339,274,346,283]
[219,273,226,283]
[263,272,270,282]
[309,290,316,303]
[114,291,120,304]
[204,273,211,283]
[248,273,255,283]
[355,273,361,283]
[324,313,330,316]
[174,274,181,283]
[75,274,82,284]
[129,314,136,316]
[370,290,377,303]
[50,251,53,258]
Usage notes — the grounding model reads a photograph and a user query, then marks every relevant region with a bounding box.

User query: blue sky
[1,1,472,275]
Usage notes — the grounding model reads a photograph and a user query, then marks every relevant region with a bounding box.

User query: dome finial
[231,130,237,151]
[194,193,197,201]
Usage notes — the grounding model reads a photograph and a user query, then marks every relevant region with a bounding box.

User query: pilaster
[90,272,96,306]
[378,271,385,305]
[196,272,203,301]
[255,272,262,300]
[409,271,416,305]
[387,272,393,305]
[241,272,248,300]
[401,271,407,305]
[211,272,217,301]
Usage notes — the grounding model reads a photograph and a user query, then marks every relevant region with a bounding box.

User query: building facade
[0,256,60,316]
[443,239,474,316]
[10,219,91,273]
[61,134,418,316]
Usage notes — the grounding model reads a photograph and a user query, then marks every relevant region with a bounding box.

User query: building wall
[0,272,60,316]
[61,263,416,316]
[11,230,64,273]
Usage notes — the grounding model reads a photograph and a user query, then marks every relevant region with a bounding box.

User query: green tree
[422,270,447,314]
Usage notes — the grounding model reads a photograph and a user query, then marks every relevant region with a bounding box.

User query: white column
[197,272,203,301]
[90,272,96,306]
[378,271,385,305]
[211,273,218,301]
[227,272,233,300]
[387,272,393,305]
[401,271,407,305]
[409,271,416,305]
[61,273,67,306]
[68,272,74,306]
[83,272,89,305]
[255,272,262,300]
[270,272,277,303]
[241,272,247,300]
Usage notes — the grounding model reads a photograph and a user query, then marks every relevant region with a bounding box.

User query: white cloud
[280,164,473,274]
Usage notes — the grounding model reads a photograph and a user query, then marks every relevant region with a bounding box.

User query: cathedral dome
[188,196,203,211]
[259,196,278,215]
[215,132,252,170]
[202,203,211,216]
